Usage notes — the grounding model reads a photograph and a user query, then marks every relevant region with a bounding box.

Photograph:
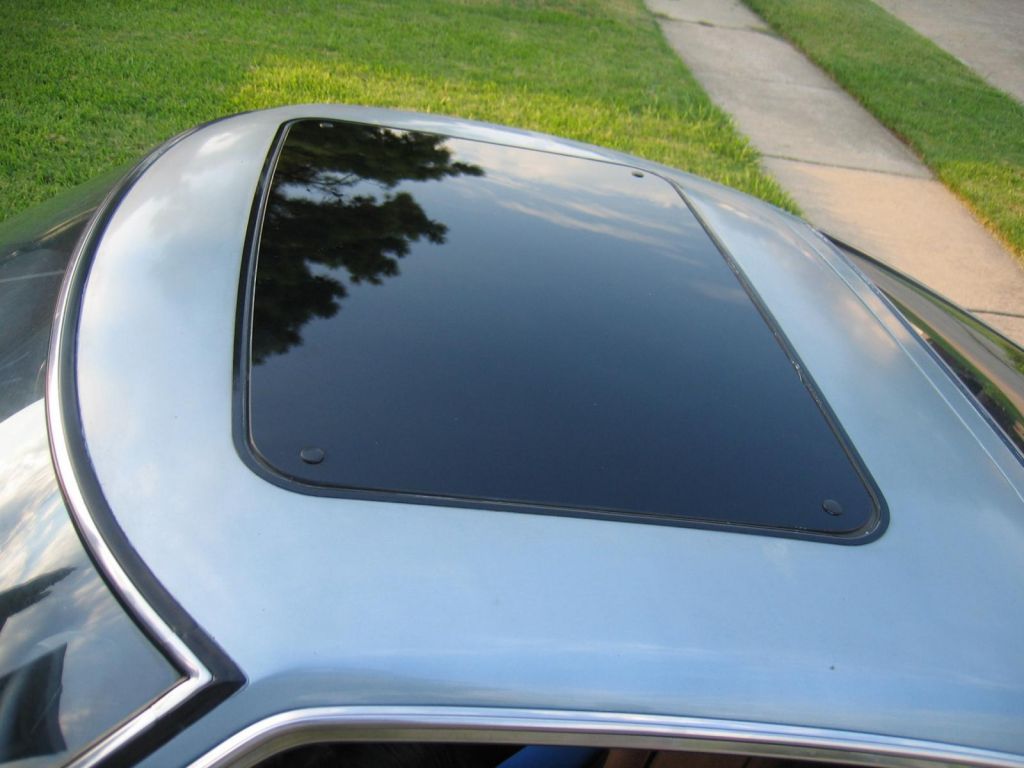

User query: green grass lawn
[743,0,1024,260]
[0,0,793,222]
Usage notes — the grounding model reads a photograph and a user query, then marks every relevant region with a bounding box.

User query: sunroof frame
[233,118,887,545]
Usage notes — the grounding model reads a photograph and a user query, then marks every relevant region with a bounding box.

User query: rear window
[0,170,123,421]
[240,119,883,542]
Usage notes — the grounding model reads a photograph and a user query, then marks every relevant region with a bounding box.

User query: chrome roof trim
[817,230,1024,483]
[189,706,1024,768]
[45,126,237,767]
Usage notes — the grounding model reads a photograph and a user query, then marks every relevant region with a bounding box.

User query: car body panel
[35,106,1024,763]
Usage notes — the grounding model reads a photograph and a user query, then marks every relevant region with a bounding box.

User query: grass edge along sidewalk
[0,0,793,223]
[743,0,1024,262]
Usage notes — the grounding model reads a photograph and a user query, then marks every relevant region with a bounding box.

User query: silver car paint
[60,106,1024,762]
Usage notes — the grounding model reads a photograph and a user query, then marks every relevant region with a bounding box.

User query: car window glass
[0,168,123,421]
[0,403,182,765]
[244,120,882,542]
[254,741,864,768]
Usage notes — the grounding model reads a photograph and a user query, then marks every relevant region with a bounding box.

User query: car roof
[59,106,1024,761]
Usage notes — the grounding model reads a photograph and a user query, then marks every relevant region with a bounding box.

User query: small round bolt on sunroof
[299,447,325,465]
[632,171,645,178]
[822,499,843,516]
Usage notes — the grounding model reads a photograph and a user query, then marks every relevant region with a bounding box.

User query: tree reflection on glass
[0,567,74,634]
[252,121,483,364]
[0,568,73,760]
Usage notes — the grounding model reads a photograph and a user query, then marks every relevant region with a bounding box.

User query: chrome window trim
[822,232,1024,470]
[189,706,1024,768]
[63,679,208,768]
[50,307,211,768]
[45,124,239,767]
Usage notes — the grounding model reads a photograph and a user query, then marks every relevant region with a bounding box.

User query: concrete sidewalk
[647,0,1024,344]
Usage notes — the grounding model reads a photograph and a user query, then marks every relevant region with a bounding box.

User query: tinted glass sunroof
[243,119,882,541]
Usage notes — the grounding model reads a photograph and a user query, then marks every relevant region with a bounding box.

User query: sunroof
[241,119,883,541]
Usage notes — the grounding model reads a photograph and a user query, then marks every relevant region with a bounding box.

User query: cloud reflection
[0,402,180,758]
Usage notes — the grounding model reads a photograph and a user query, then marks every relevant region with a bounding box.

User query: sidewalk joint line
[761,154,931,180]
[663,18,771,34]
[699,72,841,93]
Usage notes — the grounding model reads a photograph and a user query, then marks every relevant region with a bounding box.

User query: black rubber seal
[47,117,245,767]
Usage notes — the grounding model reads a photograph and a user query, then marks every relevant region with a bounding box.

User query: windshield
[0,169,124,422]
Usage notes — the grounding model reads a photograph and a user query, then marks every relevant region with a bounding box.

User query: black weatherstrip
[47,121,244,767]
[674,191,888,545]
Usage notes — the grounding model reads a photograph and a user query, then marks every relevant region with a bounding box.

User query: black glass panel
[247,119,880,537]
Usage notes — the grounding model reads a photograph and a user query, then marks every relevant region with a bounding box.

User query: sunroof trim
[233,118,887,545]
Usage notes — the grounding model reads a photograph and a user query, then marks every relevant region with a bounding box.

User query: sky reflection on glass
[0,404,180,763]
